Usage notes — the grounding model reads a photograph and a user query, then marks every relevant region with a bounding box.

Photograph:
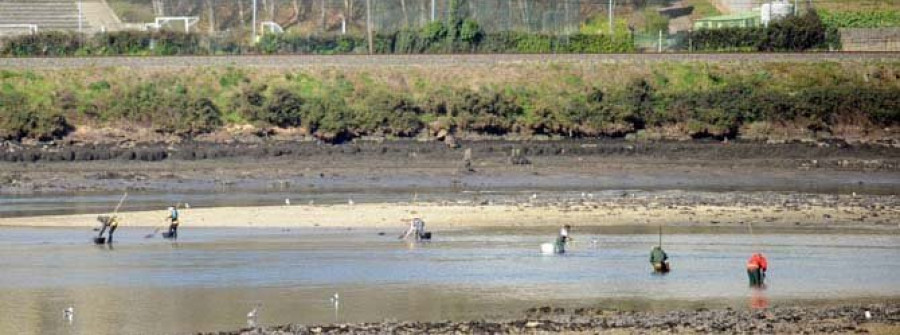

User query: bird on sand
[63,306,74,322]
[247,303,261,320]
[330,292,340,307]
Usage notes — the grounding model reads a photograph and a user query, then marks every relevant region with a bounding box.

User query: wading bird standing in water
[246,303,261,327]
[63,306,74,323]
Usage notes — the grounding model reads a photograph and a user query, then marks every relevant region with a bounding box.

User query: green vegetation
[0,21,632,56]
[690,11,838,52]
[684,0,721,18]
[819,10,900,29]
[1,62,898,143]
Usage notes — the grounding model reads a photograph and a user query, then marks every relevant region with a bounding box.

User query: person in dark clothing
[96,215,119,244]
[650,246,670,273]
[165,205,180,239]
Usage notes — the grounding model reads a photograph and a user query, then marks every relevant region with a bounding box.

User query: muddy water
[0,227,898,335]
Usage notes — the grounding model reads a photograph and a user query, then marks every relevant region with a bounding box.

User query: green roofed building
[693,12,762,30]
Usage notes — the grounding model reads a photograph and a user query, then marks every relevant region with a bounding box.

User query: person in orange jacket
[747,253,768,287]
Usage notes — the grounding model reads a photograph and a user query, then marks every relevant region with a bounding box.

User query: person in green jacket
[650,246,670,273]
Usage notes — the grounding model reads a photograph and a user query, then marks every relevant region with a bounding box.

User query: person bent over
[401,218,429,241]
[747,253,768,287]
[650,246,670,273]
[96,215,119,244]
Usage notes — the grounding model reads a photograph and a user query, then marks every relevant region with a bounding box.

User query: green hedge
[0,31,213,57]
[1,19,632,57]
[690,11,837,52]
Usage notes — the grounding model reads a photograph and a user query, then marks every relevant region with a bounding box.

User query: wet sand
[206,303,900,335]
[2,193,899,230]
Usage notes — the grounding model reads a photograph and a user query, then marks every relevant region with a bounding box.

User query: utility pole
[431,0,436,22]
[252,0,257,43]
[77,0,83,35]
[658,29,663,53]
[608,0,614,35]
[367,0,374,54]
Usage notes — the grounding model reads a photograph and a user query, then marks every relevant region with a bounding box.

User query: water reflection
[750,288,770,310]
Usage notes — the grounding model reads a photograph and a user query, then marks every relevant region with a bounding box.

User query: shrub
[179,98,222,135]
[691,11,830,52]
[0,90,72,140]
[453,90,523,135]
[264,89,304,127]
[229,84,268,123]
[353,91,423,137]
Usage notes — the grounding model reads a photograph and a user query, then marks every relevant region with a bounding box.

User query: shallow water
[0,227,898,335]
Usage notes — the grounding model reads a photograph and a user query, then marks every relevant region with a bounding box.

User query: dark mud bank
[2,140,899,168]
[204,303,900,334]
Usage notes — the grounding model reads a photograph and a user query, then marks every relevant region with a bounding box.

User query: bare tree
[206,0,216,33]
[400,0,409,27]
[238,0,245,29]
[152,0,165,16]
[344,0,354,21]
[320,0,327,32]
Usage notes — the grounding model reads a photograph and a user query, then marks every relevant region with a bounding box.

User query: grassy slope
[1,60,898,143]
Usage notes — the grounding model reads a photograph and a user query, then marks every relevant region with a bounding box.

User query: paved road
[1,53,898,69]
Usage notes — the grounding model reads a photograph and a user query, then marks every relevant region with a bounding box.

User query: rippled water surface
[0,226,898,335]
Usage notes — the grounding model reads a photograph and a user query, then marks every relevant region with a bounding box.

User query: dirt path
[1,53,899,69]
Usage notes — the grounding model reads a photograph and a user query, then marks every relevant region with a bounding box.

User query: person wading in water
[400,218,429,241]
[650,246,670,273]
[747,253,768,287]
[165,205,180,239]
[96,215,120,244]
[555,225,572,254]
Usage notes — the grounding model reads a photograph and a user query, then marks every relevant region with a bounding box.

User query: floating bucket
[93,237,106,245]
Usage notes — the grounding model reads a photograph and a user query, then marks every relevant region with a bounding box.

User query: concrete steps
[0,0,110,33]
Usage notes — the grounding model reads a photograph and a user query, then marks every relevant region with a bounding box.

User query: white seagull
[247,303,261,320]
[330,292,340,306]
[285,198,291,205]
[64,306,74,322]
[348,199,354,206]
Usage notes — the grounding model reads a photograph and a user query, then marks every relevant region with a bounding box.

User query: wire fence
[0,0,898,53]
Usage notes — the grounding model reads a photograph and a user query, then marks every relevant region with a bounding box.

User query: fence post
[367,0,374,54]
[658,30,662,53]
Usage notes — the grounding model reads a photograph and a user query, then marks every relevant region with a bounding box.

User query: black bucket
[420,232,432,240]
[93,237,106,245]
[161,232,176,239]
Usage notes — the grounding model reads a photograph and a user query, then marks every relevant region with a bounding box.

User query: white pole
[658,30,662,53]
[252,0,257,43]
[431,0,436,22]
[608,0,614,34]
[78,0,83,35]
[367,0,373,54]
